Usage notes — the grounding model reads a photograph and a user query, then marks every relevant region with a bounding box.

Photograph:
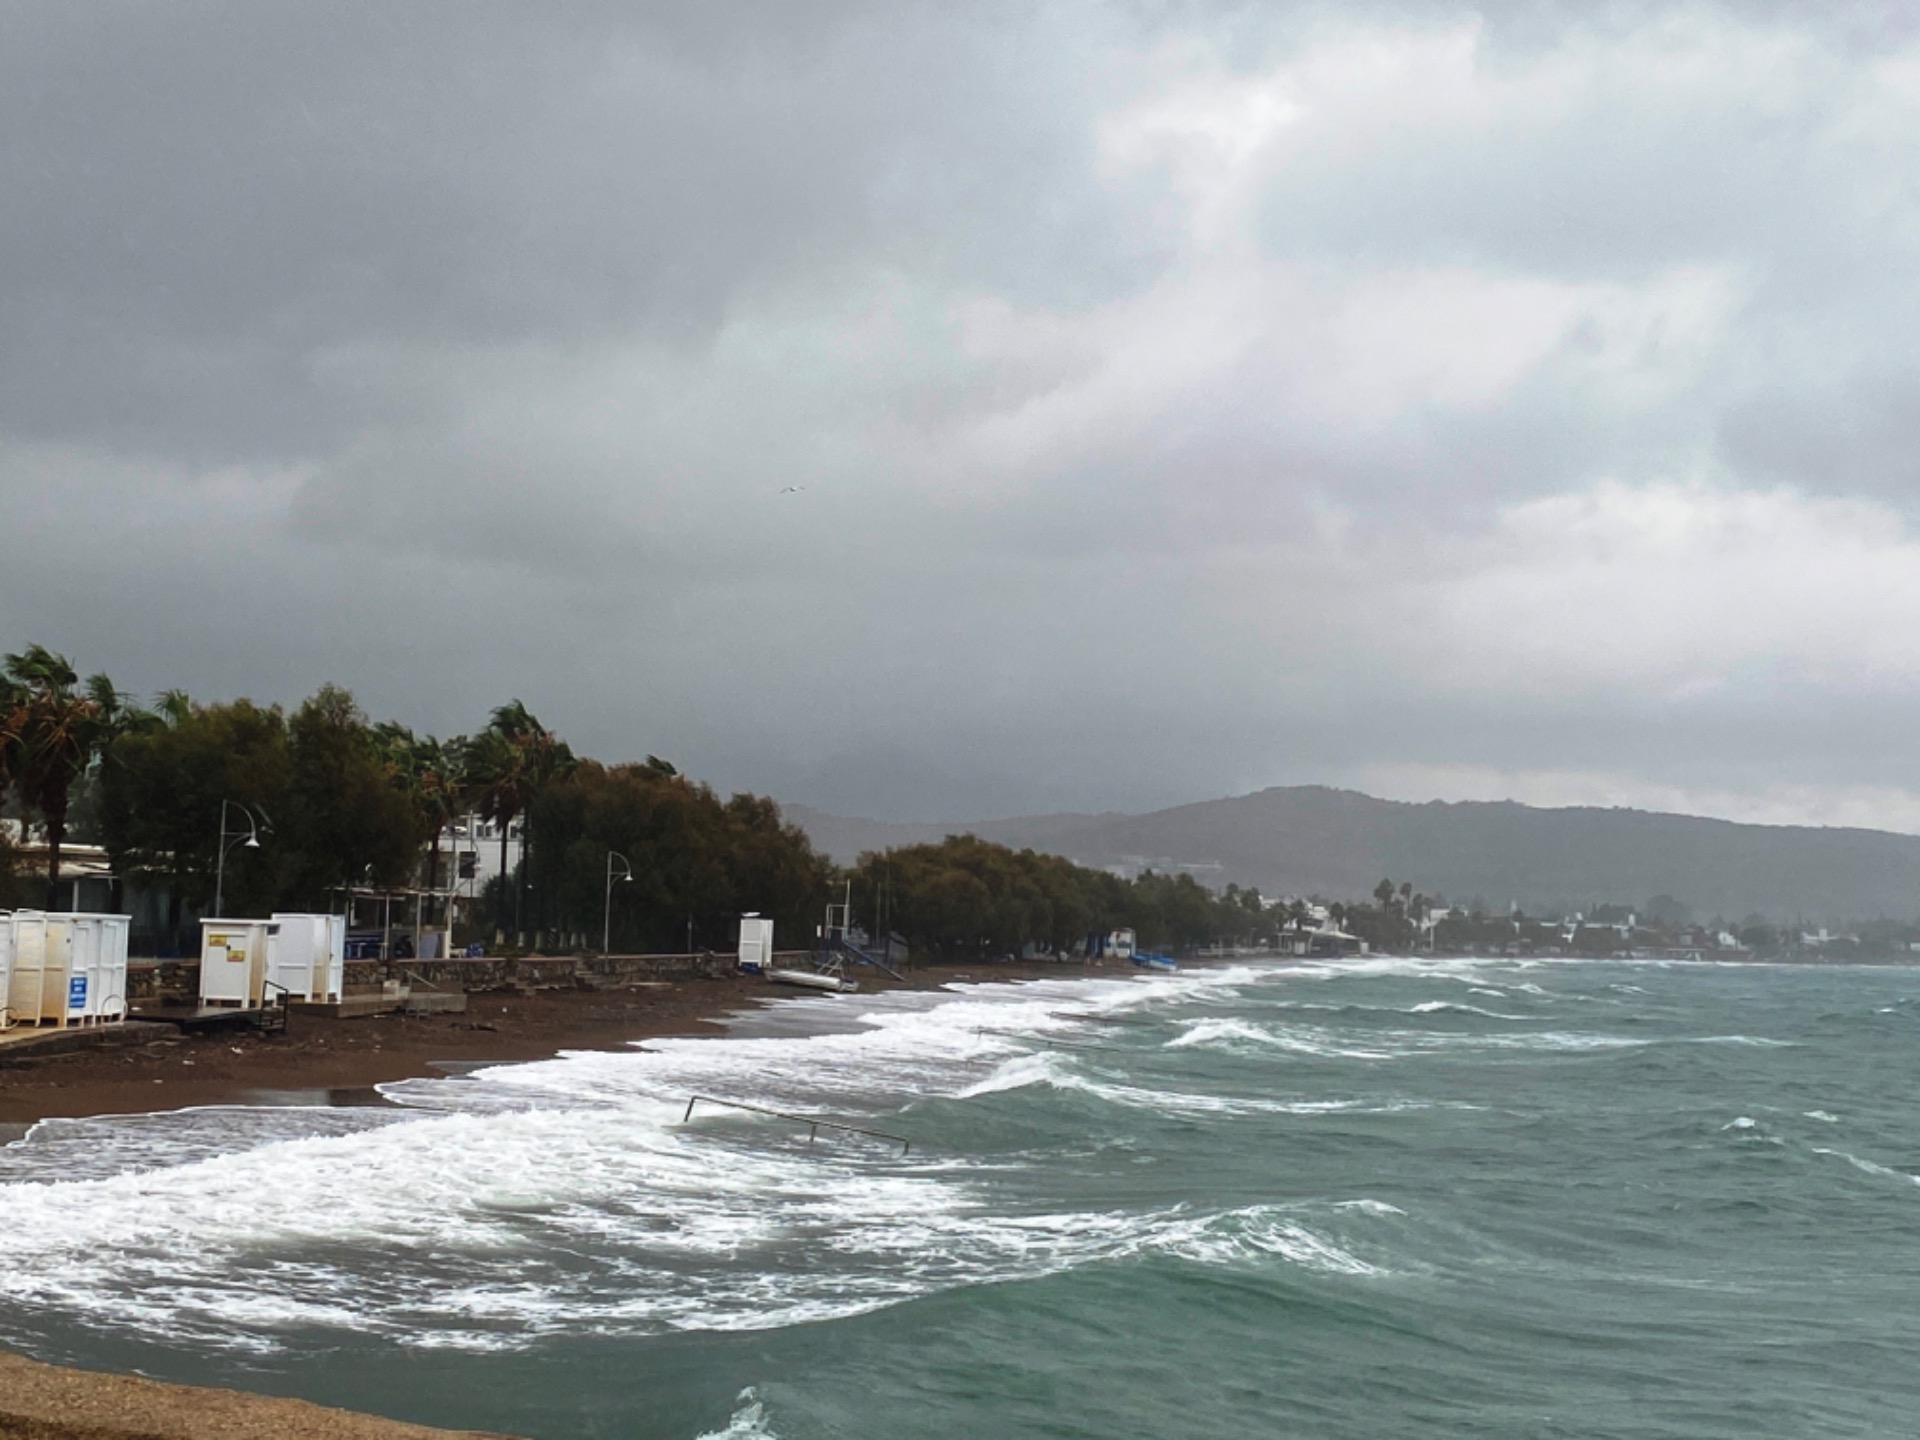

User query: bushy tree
[98,696,293,939]
[276,685,420,906]
[527,761,831,953]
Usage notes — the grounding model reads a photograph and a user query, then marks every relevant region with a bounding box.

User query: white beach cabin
[4,912,69,1026]
[0,913,12,1027]
[738,914,774,972]
[268,913,346,1003]
[61,913,131,1024]
[199,918,277,1008]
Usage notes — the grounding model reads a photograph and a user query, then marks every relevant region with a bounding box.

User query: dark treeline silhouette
[527,760,832,955]
[846,835,1277,960]
[0,644,839,955]
[2,643,1432,962]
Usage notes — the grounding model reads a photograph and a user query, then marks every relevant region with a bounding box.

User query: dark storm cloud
[5,0,1920,827]
[0,2,1160,459]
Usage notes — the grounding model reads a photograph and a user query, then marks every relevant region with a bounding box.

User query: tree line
[0,641,1361,961]
[0,644,833,954]
[845,835,1279,960]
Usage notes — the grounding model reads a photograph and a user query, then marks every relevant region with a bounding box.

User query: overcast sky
[6,1,1920,825]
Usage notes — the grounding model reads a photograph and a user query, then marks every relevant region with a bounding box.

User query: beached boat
[766,966,859,994]
[1132,952,1179,973]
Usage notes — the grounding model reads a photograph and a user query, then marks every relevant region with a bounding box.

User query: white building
[430,816,524,894]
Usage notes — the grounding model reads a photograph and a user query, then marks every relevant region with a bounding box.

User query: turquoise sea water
[1,956,1918,1438]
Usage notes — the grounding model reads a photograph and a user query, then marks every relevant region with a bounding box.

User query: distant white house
[430,816,524,895]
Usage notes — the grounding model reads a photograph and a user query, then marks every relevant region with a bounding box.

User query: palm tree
[153,688,192,731]
[463,701,573,942]
[1286,898,1309,946]
[0,671,25,803]
[373,724,467,903]
[3,646,116,908]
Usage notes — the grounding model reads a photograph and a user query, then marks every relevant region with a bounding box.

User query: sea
[0,956,1917,1438]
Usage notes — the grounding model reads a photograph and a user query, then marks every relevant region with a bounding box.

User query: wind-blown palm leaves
[1,646,122,906]
[372,724,468,898]
[462,701,575,938]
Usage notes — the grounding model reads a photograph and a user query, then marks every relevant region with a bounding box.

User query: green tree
[463,700,574,940]
[2,646,118,907]
[373,724,467,901]
[277,685,420,906]
[98,697,292,941]
[527,761,830,953]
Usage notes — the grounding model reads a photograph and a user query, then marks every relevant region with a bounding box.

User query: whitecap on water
[1407,1001,1527,1020]
[1165,1017,1394,1060]
[697,1387,781,1440]
[1811,1148,1920,1185]
[0,964,1397,1354]
[1147,1206,1384,1276]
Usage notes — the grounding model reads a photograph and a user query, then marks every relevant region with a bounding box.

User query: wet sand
[0,961,1100,1128]
[0,1349,515,1438]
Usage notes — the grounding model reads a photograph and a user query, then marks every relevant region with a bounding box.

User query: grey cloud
[0,2,1161,461]
[5,0,1920,824]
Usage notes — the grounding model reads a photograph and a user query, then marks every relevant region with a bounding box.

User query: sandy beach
[0,1348,517,1439]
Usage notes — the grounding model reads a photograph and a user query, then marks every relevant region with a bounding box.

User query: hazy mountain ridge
[785,787,1920,922]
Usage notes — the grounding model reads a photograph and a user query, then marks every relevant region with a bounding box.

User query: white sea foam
[1162,1015,1647,1061]
[1148,1206,1384,1276]
[1165,1018,1394,1060]
[1811,1148,1920,1185]
[1407,1001,1527,1020]
[1467,1031,1644,1052]
[0,964,1395,1354]
[1679,1035,1795,1048]
[1804,1111,1841,1124]
[1333,1198,1406,1216]
[698,1389,781,1440]
[1063,1073,1420,1119]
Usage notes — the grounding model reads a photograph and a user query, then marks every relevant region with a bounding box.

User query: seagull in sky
[778,484,806,494]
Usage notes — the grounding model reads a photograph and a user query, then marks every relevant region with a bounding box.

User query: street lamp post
[604,850,634,955]
[212,800,267,917]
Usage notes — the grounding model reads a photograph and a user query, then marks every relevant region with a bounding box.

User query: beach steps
[127,1005,267,1038]
[0,1019,177,1063]
[295,988,468,1019]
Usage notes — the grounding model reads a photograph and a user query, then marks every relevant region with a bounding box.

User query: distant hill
[783,787,1920,923]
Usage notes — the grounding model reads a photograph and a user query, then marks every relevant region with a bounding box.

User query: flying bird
[778,485,806,494]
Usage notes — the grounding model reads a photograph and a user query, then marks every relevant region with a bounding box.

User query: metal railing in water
[974,1027,1124,1054]
[680,1095,913,1155]
[1048,1010,1157,1028]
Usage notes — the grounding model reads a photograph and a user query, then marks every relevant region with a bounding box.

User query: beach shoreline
[0,1348,518,1439]
[0,958,1119,1130]
[0,954,1175,1437]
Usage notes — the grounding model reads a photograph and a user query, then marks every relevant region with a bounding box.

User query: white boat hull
[766,968,859,993]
